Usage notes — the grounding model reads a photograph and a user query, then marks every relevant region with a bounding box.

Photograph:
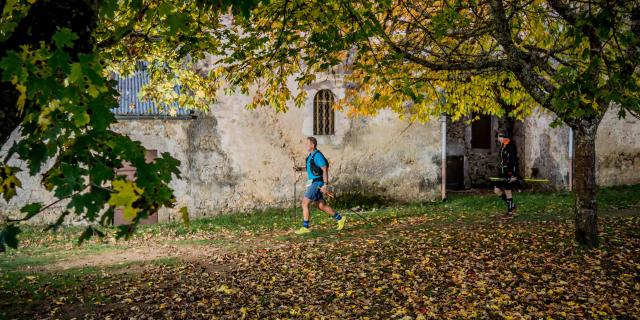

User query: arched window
[313,89,335,135]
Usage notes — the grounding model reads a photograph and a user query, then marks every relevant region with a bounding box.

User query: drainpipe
[568,127,574,192]
[441,112,447,201]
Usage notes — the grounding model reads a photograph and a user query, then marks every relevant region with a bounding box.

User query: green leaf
[89,95,117,131]
[0,224,22,250]
[44,211,70,232]
[68,63,84,84]
[20,202,43,220]
[51,28,78,48]
[90,162,114,184]
[68,189,110,221]
[99,0,118,19]
[26,142,47,175]
[0,51,27,83]
[167,13,188,33]
[73,111,90,126]
[78,226,105,244]
[49,49,71,72]
[115,224,135,240]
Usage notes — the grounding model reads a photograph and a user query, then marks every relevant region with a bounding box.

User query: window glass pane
[313,90,335,135]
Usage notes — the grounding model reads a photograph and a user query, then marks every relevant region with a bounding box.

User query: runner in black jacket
[494,130,518,218]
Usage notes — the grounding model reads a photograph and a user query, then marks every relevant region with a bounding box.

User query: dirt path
[40,230,294,272]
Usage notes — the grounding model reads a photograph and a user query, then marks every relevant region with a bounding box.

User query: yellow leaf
[217,284,235,294]
[108,180,143,221]
[15,84,26,111]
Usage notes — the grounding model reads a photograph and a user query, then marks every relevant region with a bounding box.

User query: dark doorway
[446,155,465,190]
[471,114,492,149]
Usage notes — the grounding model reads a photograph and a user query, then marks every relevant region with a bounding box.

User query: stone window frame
[313,89,336,136]
[464,115,499,155]
[302,81,348,146]
[470,113,493,150]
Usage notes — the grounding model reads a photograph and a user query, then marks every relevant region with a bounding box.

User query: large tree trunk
[572,118,601,247]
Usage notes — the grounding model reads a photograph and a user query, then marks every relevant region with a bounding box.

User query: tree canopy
[1,0,639,248]
[219,0,640,121]
[216,0,640,246]
[0,0,253,250]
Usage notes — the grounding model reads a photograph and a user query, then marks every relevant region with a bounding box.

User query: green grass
[597,184,640,208]
[8,184,640,249]
[0,243,127,272]
[3,184,639,260]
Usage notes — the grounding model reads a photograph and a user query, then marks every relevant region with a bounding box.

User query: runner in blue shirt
[293,137,346,234]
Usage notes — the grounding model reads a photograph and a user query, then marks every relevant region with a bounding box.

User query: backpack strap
[307,150,324,178]
[313,151,328,166]
[306,150,317,165]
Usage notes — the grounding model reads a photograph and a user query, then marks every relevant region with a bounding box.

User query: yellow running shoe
[294,227,311,235]
[337,216,347,231]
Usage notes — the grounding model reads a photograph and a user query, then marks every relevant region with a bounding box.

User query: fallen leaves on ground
[2,215,640,319]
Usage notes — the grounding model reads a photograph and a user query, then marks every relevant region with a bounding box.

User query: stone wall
[0,129,73,223]
[521,106,640,189]
[448,115,524,188]
[521,109,571,190]
[464,116,501,187]
[4,88,638,225]
[596,107,640,186]
[0,80,443,224]
[445,117,470,188]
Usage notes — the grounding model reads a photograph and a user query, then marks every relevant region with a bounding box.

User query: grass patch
[597,183,640,208]
[5,184,640,256]
[0,243,126,272]
[330,192,394,209]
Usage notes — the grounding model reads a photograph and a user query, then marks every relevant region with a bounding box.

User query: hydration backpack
[306,150,329,177]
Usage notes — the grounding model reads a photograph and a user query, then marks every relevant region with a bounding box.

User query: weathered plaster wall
[5,92,636,224]
[596,107,640,186]
[118,89,443,218]
[0,81,442,224]
[0,128,72,224]
[522,106,640,189]
[522,109,571,190]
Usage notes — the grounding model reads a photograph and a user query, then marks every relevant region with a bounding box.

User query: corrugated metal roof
[112,69,194,119]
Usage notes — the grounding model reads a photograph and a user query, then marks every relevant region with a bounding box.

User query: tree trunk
[572,118,600,247]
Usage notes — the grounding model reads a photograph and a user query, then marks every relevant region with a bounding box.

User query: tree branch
[96,5,150,49]
[341,0,507,72]
[489,0,556,107]
[548,0,578,24]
